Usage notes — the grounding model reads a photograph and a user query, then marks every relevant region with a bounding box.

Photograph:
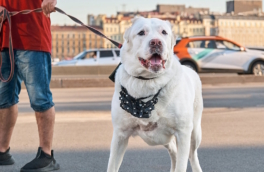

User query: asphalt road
[18,84,264,113]
[1,84,264,172]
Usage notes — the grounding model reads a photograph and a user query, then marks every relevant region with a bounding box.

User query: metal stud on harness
[0,7,122,83]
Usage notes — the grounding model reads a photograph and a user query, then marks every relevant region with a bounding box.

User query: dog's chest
[132,113,177,146]
[134,122,158,132]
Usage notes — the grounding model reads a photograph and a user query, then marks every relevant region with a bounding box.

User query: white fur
[107,17,203,172]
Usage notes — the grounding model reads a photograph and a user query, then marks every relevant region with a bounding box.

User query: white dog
[107,17,203,172]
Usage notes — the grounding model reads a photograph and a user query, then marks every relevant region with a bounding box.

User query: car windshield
[73,51,97,60]
[73,52,86,60]
[176,39,181,45]
[115,50,120,57]
[216,41,240,51]
[188,40,216,49]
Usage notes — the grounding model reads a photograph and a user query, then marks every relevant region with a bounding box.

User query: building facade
[88,14,132,48]
[88,12,205,47]
[156,4,210,14]
[226,0,262,14]
[201,14,264,47]
[51,25,103,60]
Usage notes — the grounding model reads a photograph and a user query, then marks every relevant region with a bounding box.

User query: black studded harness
[119,85,161,119]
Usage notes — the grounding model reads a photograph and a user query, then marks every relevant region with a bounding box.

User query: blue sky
[50,0,261,25]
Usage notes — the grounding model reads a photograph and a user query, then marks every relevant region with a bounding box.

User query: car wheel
[251,61,264,76]
[182,61,197,72]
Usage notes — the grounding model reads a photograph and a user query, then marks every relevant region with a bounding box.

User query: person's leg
[0,49,21,165]
[0,105,18,152]
[35,107,55,155]
[16,50,59,171]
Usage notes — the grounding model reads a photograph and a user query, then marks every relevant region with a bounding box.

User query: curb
[21,75,264,89]
[200,75,264,85]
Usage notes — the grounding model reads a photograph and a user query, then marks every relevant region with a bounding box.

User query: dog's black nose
[149,39,162,46]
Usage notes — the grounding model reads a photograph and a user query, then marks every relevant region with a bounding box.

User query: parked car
[174,36,264,76]
[51,57,60,66]
[55,49,120,66]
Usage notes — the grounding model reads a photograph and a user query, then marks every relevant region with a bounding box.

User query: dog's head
[121,17,175,77]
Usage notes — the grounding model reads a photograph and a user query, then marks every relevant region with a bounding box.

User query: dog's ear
[124,16,142,43]
[124,27,132,43]
[165,20,176,49]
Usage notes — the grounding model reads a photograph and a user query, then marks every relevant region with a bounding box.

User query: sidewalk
[23,74,264,88]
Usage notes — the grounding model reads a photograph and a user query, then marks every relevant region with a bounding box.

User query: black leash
[0,7,122,82]
[0,7,155,83]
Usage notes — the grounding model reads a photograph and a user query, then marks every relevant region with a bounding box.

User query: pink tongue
[150,55,162,65]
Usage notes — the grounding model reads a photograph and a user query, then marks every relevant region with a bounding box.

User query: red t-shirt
[0,0,51,53]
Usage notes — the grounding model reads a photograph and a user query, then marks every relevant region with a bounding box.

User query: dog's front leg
[107,129,130,172]
[175,127,192,172]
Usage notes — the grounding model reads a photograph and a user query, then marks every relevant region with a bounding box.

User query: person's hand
[41,0,57,17]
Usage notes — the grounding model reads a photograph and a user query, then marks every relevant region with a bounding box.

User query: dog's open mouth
[139,53,166,71]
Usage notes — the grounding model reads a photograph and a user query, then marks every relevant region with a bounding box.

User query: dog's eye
[162,30,167,35]
[138,30,145,36]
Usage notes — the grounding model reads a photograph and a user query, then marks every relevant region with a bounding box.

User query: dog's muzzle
[149,39,163,54]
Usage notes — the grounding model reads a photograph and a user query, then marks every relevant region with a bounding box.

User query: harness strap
[0,7,123,82]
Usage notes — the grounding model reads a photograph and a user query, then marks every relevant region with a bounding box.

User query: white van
[55,49,120,66]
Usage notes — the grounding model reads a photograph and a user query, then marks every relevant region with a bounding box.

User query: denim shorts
[0,49,54,112]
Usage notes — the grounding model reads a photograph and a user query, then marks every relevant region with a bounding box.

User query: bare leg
[0,105,18,152]
[107,129,130,172]
[164,137,177,172]
[35,107,55,156]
